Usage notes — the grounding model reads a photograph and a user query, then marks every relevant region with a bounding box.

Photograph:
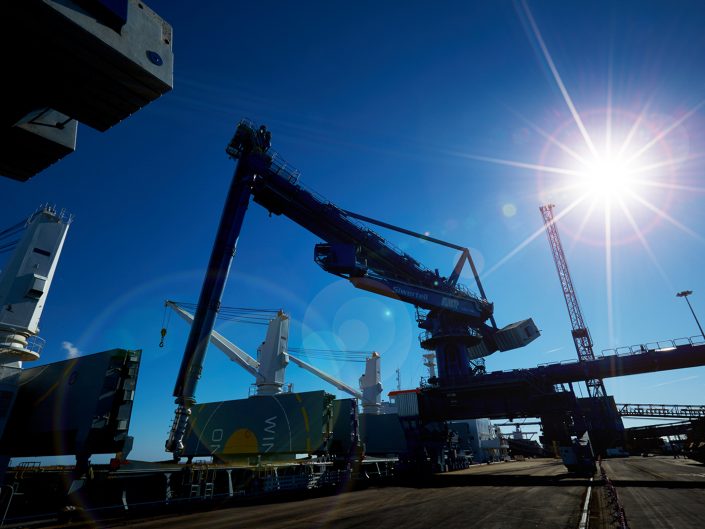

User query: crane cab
[314,243,368,276]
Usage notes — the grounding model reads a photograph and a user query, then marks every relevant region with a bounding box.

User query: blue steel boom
[226,121,539,383]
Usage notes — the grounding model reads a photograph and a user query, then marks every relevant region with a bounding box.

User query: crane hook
[159,327,167,348]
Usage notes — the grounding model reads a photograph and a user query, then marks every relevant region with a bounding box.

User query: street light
[676,290,704,338]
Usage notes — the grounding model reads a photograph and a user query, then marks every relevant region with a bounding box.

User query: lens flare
[472,1,705,352]
[580,154,634,200]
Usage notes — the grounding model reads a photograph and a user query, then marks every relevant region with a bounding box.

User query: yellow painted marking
[223,428,259,454]
[301,407,310,432]
[300,403,311,452]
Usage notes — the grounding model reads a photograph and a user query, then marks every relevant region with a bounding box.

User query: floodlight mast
[677,290,704,338]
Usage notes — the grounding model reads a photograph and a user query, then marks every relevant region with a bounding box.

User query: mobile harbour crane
[165,120,540,457]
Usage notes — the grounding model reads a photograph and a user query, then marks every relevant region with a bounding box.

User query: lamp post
[676,290,704,338]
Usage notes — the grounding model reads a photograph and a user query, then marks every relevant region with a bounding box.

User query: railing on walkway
[599,335,704,357]
[616,403,705,418]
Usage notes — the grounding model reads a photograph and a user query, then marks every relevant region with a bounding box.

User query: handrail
[599,335,704,357]
[617,402,705,418]
[536,334,705,367]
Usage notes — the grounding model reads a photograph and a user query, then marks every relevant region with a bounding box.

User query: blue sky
[2,0,705,460]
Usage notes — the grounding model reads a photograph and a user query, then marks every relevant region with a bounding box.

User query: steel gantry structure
[540,204,607,399]
[617,403,705,419]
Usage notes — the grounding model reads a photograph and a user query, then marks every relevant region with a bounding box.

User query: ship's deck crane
[166,120,539,456]
[0,205,71,363]
[165,300,363,399]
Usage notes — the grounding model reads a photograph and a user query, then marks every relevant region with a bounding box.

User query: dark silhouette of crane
[539,203,607,399]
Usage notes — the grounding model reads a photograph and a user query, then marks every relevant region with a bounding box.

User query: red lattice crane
[540,204,607,398]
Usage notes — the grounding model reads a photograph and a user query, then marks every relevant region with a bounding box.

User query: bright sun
[580,154,635,200]
[476,1,703,348]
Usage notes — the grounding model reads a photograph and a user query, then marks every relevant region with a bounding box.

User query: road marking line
[578,477,593,529]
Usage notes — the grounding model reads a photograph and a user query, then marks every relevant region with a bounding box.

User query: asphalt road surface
[600,456,705,529]
[103,460,589,529]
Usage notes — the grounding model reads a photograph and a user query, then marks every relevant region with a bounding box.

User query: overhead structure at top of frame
[0,0,173,181]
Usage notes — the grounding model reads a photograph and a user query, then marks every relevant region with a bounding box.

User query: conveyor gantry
[419,337,705,421]
[617,403,705,419]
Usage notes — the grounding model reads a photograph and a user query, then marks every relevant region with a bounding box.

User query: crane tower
[539,204,606,399]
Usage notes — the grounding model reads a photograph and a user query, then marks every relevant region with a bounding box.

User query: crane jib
[224,121,538,386]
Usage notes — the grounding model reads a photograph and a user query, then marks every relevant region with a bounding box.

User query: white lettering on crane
[441,297,460,310]
[391,286,430,302]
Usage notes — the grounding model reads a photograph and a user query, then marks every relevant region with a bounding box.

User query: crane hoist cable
[0,218,28,255]
[160,300,284,346]
[159,302,173,348]
[172,301,280,324]
[0,240,20,255]
[287,347,371,363]
[0,219,27,241]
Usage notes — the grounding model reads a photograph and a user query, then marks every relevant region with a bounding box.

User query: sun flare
[474,0,705,350]
[579,154,635,201]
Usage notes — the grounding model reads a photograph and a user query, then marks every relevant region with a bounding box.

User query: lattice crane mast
[539,203,606,398]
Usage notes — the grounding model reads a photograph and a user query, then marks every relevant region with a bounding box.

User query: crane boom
[226,120,539,385]
[287,354,362,399]
[165,301,362,399]
[165,301,259,376]
[539,203,606,398]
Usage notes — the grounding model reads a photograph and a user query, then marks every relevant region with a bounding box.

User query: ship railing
[0,336,45,357]
[26,336,46,356]
[317,469,351,487]
[264,472,318,492]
